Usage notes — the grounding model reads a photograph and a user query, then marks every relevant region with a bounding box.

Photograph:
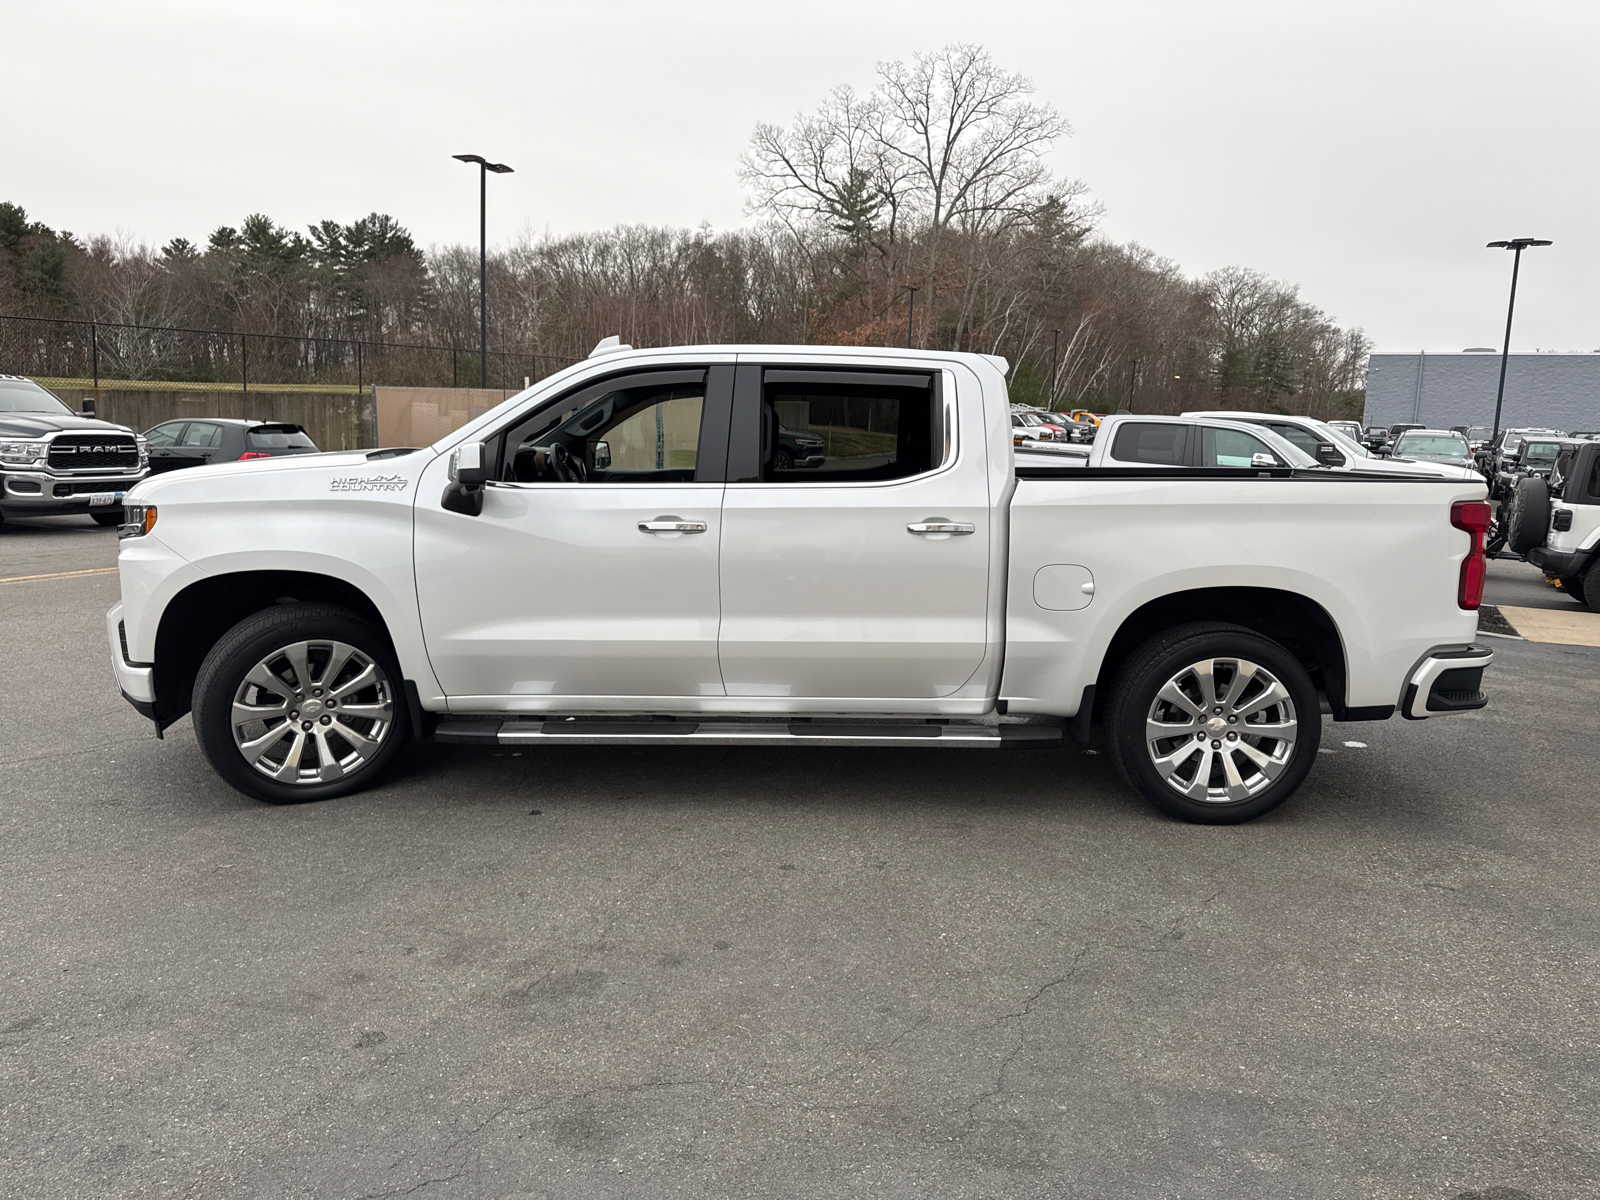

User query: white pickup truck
[108,343,1495,823]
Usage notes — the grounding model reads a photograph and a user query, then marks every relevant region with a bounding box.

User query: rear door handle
[639,520,708,534]
[907,522,975,535]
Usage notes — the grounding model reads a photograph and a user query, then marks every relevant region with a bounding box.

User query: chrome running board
[433,717,1062,749]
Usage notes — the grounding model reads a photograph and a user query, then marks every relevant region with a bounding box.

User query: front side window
[502,371,709,484]
[1201,427,1281,468]
[759,371,939,483]
[143,422,184,447]
[1110,422,1189,465]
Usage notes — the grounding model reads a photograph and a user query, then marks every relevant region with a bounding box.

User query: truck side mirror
[442,441,487,515]
[592,440,611,470]
[1250,453,1280,468]
[81,398,96,415]
[1315,441,1344,466]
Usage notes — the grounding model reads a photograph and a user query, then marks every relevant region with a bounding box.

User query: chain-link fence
[0,313,575,393]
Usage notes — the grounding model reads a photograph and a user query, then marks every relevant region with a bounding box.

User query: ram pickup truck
[108,343,1495,823]
[1,375,148,526]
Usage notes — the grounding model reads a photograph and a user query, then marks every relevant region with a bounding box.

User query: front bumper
[3,470,146,513]
[1401,644,1494,720]
[1525,545,1589,578]
[106,601,156,709]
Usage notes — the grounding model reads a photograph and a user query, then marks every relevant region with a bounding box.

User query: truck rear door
[716,363,991,699]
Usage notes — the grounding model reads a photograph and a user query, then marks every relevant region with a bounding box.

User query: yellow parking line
[0,567,120,585]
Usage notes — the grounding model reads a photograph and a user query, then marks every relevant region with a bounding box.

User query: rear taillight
[1451,499,1491,610]
[238,451,271,460]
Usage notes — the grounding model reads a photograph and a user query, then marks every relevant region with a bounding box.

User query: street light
[453,153,514,387]
[1485,237,1552,445]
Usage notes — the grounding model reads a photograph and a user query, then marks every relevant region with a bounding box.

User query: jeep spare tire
[1505,475,1550,556]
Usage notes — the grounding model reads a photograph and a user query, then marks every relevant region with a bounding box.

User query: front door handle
[908,522,976,535]
[639,520,708,534]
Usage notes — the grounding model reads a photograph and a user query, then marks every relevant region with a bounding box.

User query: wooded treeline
[0,45,1367,415]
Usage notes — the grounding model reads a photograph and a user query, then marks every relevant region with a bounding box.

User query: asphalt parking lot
[4,515,1598,1200]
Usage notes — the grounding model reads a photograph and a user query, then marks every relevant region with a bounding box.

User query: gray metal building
[1365,352,1600,432]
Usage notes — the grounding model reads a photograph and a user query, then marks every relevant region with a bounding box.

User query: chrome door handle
[907,522,975,535]
[639,520,708,534]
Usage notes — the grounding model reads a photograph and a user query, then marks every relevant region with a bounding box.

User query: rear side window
[1200,427,1281,468]
[1265,423,1321,456]
[1110,422,1189,465]
[246,426,316,450]
[759,370,940,483]
[179,422,223,448]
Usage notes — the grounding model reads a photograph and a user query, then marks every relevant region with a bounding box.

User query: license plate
[88,493,121,506]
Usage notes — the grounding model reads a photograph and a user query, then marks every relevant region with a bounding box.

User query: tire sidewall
[1507,475,1550,556]
[192,605,410,804]
[1110,627,1322,824]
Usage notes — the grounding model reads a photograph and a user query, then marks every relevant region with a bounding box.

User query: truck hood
[127,447,430,501]
[0,412,134,437]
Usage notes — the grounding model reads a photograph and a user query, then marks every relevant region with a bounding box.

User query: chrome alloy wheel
[1144,656,1298,804]
[230,639,395,785]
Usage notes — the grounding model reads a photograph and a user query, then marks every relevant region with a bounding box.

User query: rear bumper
[1525,546,1588,578]
[1401,644,1494,720]
[106,601,156,706]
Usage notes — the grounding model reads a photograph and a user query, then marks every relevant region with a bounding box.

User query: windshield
[1395,434,1468,457]
[0,378,74,416]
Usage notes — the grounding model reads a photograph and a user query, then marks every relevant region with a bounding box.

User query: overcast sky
[6,0,1596,353]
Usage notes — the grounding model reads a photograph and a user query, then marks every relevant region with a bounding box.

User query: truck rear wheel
[1106,624,1321,824]
[192,603,410,804]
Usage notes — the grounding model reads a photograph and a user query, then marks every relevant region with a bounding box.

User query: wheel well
[151,571,389,730]
[1094,587,1349,716]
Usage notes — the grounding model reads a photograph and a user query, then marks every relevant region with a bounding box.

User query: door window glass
[760,375,938,483]
[1266,423,1322,456]
[1110,422,1189,465]
[1201,427,1281,467]
[179,422,223,448]
[504,377,707,484]
[143,423,184,447]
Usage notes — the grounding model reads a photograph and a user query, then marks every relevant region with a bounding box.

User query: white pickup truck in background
[109,343,1494,823]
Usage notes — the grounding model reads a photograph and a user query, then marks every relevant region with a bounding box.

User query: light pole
[1485,237,1551,445]
[453,153,514,387]
[903,285,920,349]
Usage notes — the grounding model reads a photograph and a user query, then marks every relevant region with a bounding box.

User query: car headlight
[0,439,48,466]
[119,503,157,539]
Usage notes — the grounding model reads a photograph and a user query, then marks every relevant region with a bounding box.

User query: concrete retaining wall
[51,388,377,452]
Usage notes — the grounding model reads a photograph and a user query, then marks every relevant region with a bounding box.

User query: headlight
[0,439,48,466]
[119,503,157,539]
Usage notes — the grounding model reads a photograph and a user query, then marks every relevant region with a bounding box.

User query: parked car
[142,418,318,474]
[0,374,148,528]
[1181,411,1479,480]
[1011,412,1056,442]
[1450,425,1494,453]
[1506,439,1600,608]
[1391,429,1475,472]
[111,342,1493,824]
[1327,420,1364,443]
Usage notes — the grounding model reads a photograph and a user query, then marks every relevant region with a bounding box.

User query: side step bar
[434,717,1062,749]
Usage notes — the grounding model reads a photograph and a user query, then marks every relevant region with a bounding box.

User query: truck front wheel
[192,603,410,804]
[1106,624,1321,824]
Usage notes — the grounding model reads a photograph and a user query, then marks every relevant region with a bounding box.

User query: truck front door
[716,363,992,700]
[414,365,732,704]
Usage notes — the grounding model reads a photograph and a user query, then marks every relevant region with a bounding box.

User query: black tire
[91,509,123,527]
[1105,623,1321,824]
[1505,475,1550,556]
[1582,556,1600,614]
[773,451,793,470]
[1561,571,1587,607]
[192,603,411,804]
